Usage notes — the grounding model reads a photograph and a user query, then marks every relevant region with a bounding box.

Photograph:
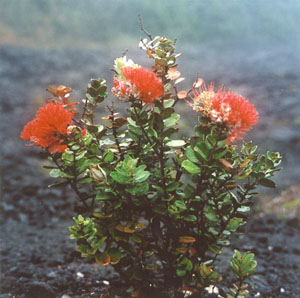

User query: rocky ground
[1,43,300,297]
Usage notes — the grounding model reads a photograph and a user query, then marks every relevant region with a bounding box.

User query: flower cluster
[20,103,74,153]
[189,80,258,143]
[112,66,164,104]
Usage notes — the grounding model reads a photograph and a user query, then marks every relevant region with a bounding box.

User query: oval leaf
[259,178,276,188]
[182,160,201,174]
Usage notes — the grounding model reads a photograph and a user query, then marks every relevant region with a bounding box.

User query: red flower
[21,103,74,153]
[210,90,258,143]
[188,81,216,113]
[188,81,258,143]
[121,67,164,104]
[111,78,131,99]
[20,120,38,142]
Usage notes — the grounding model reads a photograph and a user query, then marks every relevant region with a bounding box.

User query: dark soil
[1,44,300,297]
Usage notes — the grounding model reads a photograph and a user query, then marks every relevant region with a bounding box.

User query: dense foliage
[21,36,281,297]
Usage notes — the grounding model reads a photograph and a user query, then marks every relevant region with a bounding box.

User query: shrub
[21,35,281,297]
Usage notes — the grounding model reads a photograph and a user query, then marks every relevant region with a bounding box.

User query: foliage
[21,35,281,297]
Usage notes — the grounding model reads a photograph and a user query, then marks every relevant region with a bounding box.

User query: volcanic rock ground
[1,43,300,297]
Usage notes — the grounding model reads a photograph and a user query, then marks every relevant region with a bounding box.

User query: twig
[52,154,89,208]
[121,48,128,57]
[138,14,152,40]
[107,103,122,156]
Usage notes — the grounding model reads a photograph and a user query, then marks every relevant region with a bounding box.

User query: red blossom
[188,81,258,143]
[111,78,131,98]
[20,103,74,153]
[121,66,164,104]
[211,90,258,143]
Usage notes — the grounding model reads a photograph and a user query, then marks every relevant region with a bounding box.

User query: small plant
[21,34,281,297]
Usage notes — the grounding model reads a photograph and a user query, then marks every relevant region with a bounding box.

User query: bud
[89,165,107,183]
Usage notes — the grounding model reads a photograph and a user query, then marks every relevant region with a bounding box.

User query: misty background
[1,0,300,49]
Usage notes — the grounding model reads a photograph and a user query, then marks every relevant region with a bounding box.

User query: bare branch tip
[138,14,153,41]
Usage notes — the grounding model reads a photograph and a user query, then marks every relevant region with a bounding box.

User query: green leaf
[208,244,222,255]
[164,113,180,127]
[110,172,128,184]
[147,128,158,138]
[128,124,142,135]
[103,150,114,163]
[182,160,201,174]
[184,184,195,197]
[228,217,245,231]
[167,140,186,148]
[184,258,193,271]
[206,135,216,147]
[126,182,149,195]
[176,269,186,276]
[213,147,228,159]
[205,213,219,222]
[134,171,150,183]
[163,99,175,108]
[78,177,92,184]
[155,58,168,66]
[96,192,112,200]
[216,238,230,246]
[143,251,154,258]
[217,139,227,148]
[109,248,121,264]
[128,131,139,142]
[130,234,142,243]
[163,128,178,138]
[89,143,98,154]
[185,146,198,163]
[113,201,122,209]
[60,172,75,179]
[145,264,159,270]
[86,93,95,103]
[90,236,106,250]
[167,181,181,191]
[75,150,87,160]
[258,178,276,188]
[49,168,60,178]
[237,168,252,180]
[71,144,80,151]
[127,117,137,127]
[194,142,209,161]
[83,134,93,146]
[62,152,74,162]
[76,157,89,173]
[174,200,187,210]
[237,206,250,213]
[183,215,197,222]
[48,180,69,188]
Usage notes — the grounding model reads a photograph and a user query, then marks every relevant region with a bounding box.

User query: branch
[138,14,152,40]
[107,104,122,156]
